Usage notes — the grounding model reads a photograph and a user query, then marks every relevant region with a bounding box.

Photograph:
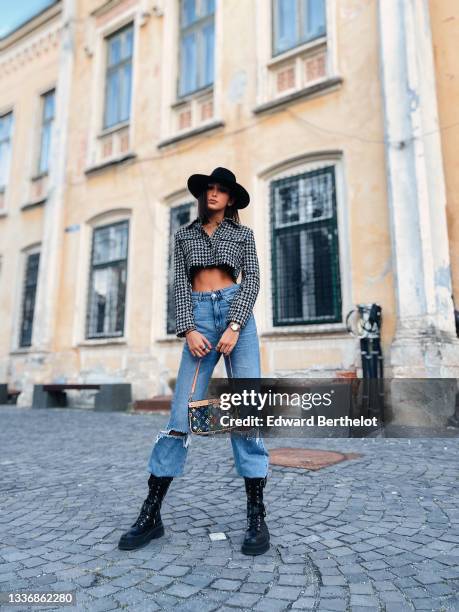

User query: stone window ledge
[268,36,327,68]
[30,172,48,182]
[21,198,47,211]
[260,322,348,338]
[171,84,214,109]
[253,76,343,115]
[84,152,137,176]
[97,121,130,139]
[158,120,225,149]
[156,335,182,344]
[77,338,127,347]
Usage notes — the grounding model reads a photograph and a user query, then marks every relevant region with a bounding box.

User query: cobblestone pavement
[0,405,458,612]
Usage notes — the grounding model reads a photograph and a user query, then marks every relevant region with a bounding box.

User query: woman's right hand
[185,330,213,358]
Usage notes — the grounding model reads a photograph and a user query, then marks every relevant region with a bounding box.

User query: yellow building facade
[1,0,458,407]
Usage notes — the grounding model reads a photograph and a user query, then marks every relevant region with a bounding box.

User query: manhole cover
[270,448,362,470]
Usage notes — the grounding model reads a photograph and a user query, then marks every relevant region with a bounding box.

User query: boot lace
[247,503,266,531]
[134,493,159,528]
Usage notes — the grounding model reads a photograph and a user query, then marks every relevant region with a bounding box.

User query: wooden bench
[8,389,21,404]
[132,395,172,413]
[0,385,21,405]
[32,383,132,412]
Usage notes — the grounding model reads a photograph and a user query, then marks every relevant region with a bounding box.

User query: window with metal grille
[270,166,342,326]
[166,202,196,335]
[103,23,134,129]
[86,220,129,339]
[37,89,55,175]
[0,111,14,190]
[19,252,40,347]
[178,0,215,97]
[272,0,326,56]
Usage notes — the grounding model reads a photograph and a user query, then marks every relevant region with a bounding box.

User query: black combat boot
[241,476,270,556]
[118,473,173,550]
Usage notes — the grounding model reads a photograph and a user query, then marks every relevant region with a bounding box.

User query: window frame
[254,0,338,111]
[85,219,130,340]
[37,89,56,176]
[177,0,216,99]
[85,3,140,170]
[271,0,327,57]
[102,22,134,130]
[159,0,224,142]
[270,165,342,327]
[18,250,41,348]
[256,156,351,337]
[0,110,14,191]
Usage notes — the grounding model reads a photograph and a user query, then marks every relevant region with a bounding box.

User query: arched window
[86,219,129,338]
[270,164,342,326]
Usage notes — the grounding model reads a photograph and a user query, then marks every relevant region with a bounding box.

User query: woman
[118,167,270,556]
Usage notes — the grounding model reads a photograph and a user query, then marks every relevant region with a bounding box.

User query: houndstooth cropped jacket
[173,216,260,338]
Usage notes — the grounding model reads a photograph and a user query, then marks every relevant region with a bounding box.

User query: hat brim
[187,174,250,209]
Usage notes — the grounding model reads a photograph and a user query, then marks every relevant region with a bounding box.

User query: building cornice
[0,8,62,78]
[0,1,62,51]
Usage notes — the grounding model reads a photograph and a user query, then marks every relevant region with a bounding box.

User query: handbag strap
[188,352,233,402]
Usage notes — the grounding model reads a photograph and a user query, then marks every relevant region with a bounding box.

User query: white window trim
[154,192,197,343]
[86,6,141,169]
[36,87,56,177]
[159,0,222,141]
[33,85,57,177]
[254,153,352,337]
[254,0,338,107]
[73,209,133,347]
[0,107,15,213]
[22,84,57,208]
[10,243,41,352]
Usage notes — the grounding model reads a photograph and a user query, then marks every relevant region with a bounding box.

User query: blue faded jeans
[147,283,269,478]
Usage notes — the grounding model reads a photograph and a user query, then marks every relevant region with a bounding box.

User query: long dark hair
[196,186,241,224]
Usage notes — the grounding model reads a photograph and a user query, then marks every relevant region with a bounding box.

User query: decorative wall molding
[0,22,62,78]
[91,0,138,26]
[0,1,61,50]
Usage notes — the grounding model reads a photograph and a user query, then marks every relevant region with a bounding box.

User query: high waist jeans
[148,283,269,478]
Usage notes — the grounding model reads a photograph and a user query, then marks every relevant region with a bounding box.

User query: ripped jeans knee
[154,428,191,448]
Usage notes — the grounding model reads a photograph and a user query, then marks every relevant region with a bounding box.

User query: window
[270,166,341,326]
[0,111,14,190]
[86,220,129,338]
[37,89,55,175]
[19,252,40,347]
[178,0,215,97]
[166,202,196,334]
[272,0,326,55]
[103,23,134,129]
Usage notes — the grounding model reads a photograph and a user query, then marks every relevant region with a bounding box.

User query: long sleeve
[174,233,196,338]
[226,228,260,329]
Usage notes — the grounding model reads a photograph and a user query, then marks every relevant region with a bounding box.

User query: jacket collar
[185,217,240,230]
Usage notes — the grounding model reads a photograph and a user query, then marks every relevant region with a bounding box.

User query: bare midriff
[191,266,236,292]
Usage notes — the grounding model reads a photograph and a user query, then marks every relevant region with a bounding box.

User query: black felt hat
[187,167,250,209]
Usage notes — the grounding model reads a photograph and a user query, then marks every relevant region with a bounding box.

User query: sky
[0,0,58,39]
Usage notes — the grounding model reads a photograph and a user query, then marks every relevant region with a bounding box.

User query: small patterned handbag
[188,353,239,435]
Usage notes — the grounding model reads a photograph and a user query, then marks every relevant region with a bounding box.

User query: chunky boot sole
[118,522,165,551]
[241,538,270,556]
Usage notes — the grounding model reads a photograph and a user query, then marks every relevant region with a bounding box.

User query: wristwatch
[229,322,241,332]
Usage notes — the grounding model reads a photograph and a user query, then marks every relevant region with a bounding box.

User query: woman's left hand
[216,327,240,356]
